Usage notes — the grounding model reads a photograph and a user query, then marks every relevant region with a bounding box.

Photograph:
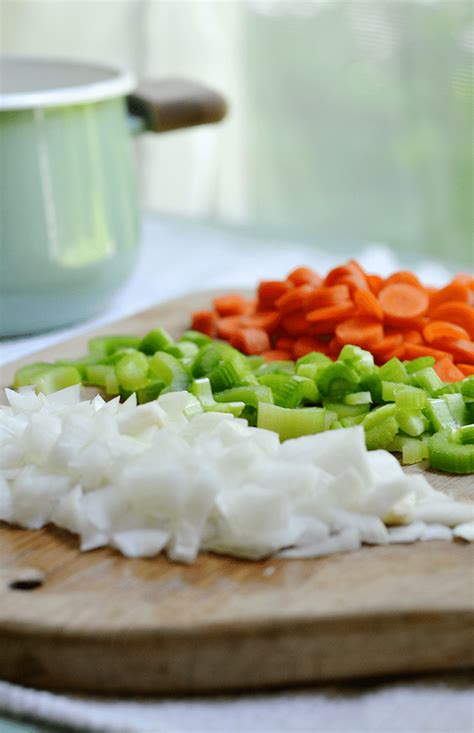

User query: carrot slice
[241,312,280,333]
[328,336,342,358]
[335,317,384,348]
[403,343,453,361]
[370,333,404,356]
[431,338,474,366]
[275,336,296,351]
[213,294,249,317]
[457,363,474,376]
[386,328,423,344]
[423,320,470,344]
[281,312,312,336]
[287,266,322,287]
[306,302,357,323]
[292,336,330,358]
[385,271,423,289]
[230,328,270,355]
[275,285,312,314]
[258,281,292,309]
[378,283,429,320]
[433,357,465,383]
[354,289,384,320]
[453,273,474,290]
[429,282,469,312]
[191,310,217,337]
[430,302,474,339]
[262,349,293,361]
[216,316,244,340]
[367,274,384,295]
[304,285,351,310]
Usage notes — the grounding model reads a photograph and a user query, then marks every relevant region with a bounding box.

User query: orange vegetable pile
[191,262,474,382]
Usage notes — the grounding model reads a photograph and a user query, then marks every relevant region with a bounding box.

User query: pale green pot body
[0,97,138,337]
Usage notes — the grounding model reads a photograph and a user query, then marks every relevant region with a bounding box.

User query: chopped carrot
[429,281,469,312]
[191,310,217,337]
[257,281,292,309]
[304,285,351,310]
[261,349,293,361]
[241,312,280,333]
[403,343,453,361]
[287,266,322,287]
[367,274,384,295]
[275,285,312,314]
[292,336,330,358]
[354,289,384,320]
[229,328,270,355]
[328,335,342,358]
[385,271,423,288]
[457,363,474,376]
[334,273,369,293]
[386,328,423,344]
[370,333,404,358]
[453,273,474,290]
[378,283,429,321]
[275,336,296,351]
[335,317,384,348]
[306,302,357,324]
[430,302,474,339]
[217,316,244,340]
[213,294,249,317]
[423,320,470,344]
[432,339,474,366]
[281,312,312,336]
[433,357,465,383]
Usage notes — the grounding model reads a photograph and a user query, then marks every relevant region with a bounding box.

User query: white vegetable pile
[1,386,473,564]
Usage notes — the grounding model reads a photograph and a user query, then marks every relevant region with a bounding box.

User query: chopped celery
[36,366,82,394]
[461,376,474,399]
[296,352,331,368]
[378,357,410,384]
[340,414,367,427]
[324,410,338,429]
[149,352,190,392]
[209,357,256,392]
[411,367,444,395]
[360,373,383,404]
[395,409,428,437]
[246,355,265,370]
[338,345,375,378]
[85,364,119,394]
[257,402,326,441]
[296,363,322,380]
[458,424,474,444]
[323,401,370,419]
[443,393,468,425]
[179,330,213,347]
[13,362,54,388]
[88,335,141,358]
[381,381,403,402]
[136,380,165,404]
[394,386,427,410]
[192,342,236,378]
[256,360,295,376]
[258,374,308,408]
[207,401,245,417]
[365,417,399,450]
[191,377,244,416]
[330,419,343,430]
[317,361,359,399]
[139,327,174,355]
[388,434,429,464]
[166,341,200,360]
[405,356,435,374]
[343,391,372,405]
[425,398,458,432]
[115,352,149,392]
[428,430,474,474]
[434,381,464,396]
[362,403,397,430]
[214,385,274,409]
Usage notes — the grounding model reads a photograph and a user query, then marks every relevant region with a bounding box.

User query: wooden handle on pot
[127,78,227,133]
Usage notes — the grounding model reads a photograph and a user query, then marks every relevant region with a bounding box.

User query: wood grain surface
[0,291,473,694]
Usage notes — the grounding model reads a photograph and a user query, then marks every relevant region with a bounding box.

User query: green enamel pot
[0,55,226,337]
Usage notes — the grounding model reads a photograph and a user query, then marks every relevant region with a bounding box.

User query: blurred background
[2,0,473,268]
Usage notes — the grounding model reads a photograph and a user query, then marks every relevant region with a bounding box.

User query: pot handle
[127,78,227,134]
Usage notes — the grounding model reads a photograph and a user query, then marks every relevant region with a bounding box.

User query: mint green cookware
[0,56,226,337]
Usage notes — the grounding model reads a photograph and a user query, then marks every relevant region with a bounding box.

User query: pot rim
[0,54,135,111]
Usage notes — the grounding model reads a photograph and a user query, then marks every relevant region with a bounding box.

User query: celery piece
[258,374,305,408]
[401,437,429,465]
[105,371,120,396]
[192,342,237,378]
[395,409,428,437]
[428,430,474,474]
[166,341,199,360]
[323,401,370,419]
[191,377,215,406]
[240,405,258,426]
[343,391,372,406]
[365,417,399,450]
[149,352,189,392]
[115,352,150,392]
[299,376,320,404]
[458,424,474,445]
[13,362,54,388]
[246,355,265,370]
[360,374,383,404]
[381,381,403,402]
[317,362,359,399]
[394,386,427,410]
[340,414,367,427]
[443,393,468,425]
[88,335,140,358]
[139,327,174,355]
[296,352,332,368]
[425,398,457,432]
[461,376,474,399]
[179,330,213,347]
[209,357,257,392]
[405,356,435,374]
[362,403,397,430]
[257,402,326,441]
[296,363,321,381]
[136,380,165,404]
[339,345,375,378]
[205,401,245,417]
[434,381,464,396]
[256,360,295,376]
[36,366,82,394]
[324,410,338,429]
[214,385,274,409]
[378,357,410,384]
[84,364,119,392]
[330,419,343,430]
[411,367,444,395]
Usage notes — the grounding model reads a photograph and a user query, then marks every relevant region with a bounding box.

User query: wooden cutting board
[1,291,473,694]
